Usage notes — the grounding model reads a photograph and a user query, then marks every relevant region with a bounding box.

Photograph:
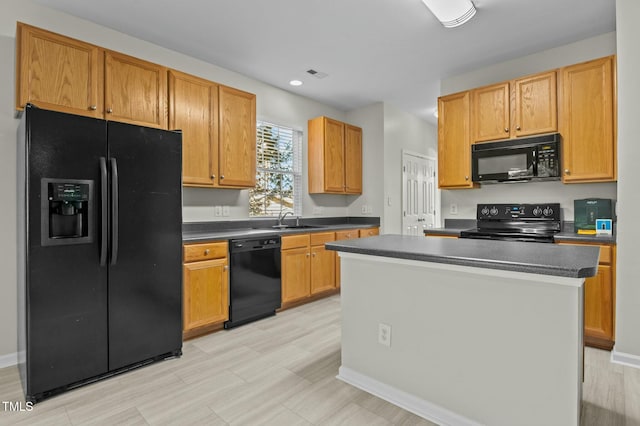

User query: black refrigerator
[17,105,183,403]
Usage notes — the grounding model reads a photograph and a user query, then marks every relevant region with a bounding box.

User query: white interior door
[402,151,437,235]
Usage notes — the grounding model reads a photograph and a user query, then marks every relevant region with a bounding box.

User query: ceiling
[34,0,615,123]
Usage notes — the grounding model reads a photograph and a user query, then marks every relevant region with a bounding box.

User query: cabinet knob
[224,265,228,271]
[516,125,521,131]
[204,249,210,255]
[564,169,570,175]
[211,175,216,180]
[220,175,225,180]
[89,105,97,111]
[306,253,310,257]
[312,253,316,257]
[106,108,113,114]
[504,128,509,132]
[346,234,351,238]
[465,176,469,181]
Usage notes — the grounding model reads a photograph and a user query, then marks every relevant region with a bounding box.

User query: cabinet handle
[564,169,570,175]
[516,125,521,130]
[504,127,509,132]
[106,108,113,114]
[89,105,97,111]
[211,174,216,180]
[204,249,210,255]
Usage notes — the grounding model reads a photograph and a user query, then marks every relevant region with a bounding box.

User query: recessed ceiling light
[289,80,303,86]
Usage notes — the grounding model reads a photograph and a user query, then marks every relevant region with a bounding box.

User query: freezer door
[23,107,108,397]
[106,122,183,370]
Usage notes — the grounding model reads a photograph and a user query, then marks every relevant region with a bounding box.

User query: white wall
[613,0,640,363]
[0,0,371,359]
[440,32,617,222]
[382,104,437,234]
[345,103,385,225]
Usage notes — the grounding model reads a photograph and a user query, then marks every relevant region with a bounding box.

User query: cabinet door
[344,124,363,194]
[472,82,510,142]
[560,56,616,183]
[183,258,228,331]
[104,51,168,129]
[218,85,256,188]
[324,118,346,192]
[584,265,614,343]
[169,70,218,187]
[311,245,336,294]
[16,23,103,118]
[513,71,557,137]
[281,247,310,304]
[438,91,474,189]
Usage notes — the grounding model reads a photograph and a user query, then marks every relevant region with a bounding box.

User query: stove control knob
[481,207,490,216]
[533,207,543,217]
[489,207,499,216]
[543,207,553,217]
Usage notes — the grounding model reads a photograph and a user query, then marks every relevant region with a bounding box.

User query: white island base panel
[336,252,584,426]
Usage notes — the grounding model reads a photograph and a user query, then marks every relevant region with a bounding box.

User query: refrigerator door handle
[100,157,108,266]
[110,158,119,265]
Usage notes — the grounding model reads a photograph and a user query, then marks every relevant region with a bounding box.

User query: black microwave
[471,133,561,183]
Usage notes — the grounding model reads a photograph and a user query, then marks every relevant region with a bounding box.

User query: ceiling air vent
[306,69,328,79]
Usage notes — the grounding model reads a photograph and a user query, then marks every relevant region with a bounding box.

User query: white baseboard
[611,348,640,370]
[0,352,18,369]
[337,366,481,426]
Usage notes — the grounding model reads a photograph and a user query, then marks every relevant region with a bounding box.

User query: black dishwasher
[224,236,282,329]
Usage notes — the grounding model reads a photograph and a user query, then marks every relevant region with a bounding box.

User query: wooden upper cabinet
[471,71,557,142]
[513,71,557,137]
[16,22,103,118]
[104,51,168,129]
[218,85,256,188]
[308,116,362,194]
[344,124,363,194]
[438,91,475,189]
[169,70,218,187]
[560,56,616,183]
[472,82,510,142]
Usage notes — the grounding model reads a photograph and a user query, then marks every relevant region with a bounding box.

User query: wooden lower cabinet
[558,242,616,349]
[281,232,339,307]
[183,242,229,338]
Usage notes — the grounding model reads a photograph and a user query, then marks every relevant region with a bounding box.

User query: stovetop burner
[460,203,561,243]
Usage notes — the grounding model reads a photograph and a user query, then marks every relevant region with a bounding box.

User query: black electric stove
[460,203,561,243]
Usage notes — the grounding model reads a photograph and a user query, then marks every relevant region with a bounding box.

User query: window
[249,121,302,217]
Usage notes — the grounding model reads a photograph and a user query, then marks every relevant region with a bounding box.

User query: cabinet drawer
[282,234,310,250]
[184,242,228,262]
[335,229,359,241]
[359,227,379,238]
[310,232,336,246]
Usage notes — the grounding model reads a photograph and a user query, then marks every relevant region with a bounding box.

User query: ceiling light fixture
[421,0,476,28]
[289,80,303,86]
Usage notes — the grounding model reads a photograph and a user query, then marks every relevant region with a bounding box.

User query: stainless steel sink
[270,224,324,229]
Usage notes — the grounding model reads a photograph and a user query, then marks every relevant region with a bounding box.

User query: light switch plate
[222,205,230,216]
[214,206,222,217]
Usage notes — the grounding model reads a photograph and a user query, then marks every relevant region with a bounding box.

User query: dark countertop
[424,220,617,244]
[326,234,600,278]
[183,217,380,243]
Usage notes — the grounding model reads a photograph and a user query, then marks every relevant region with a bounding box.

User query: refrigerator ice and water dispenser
[41,179,94,246]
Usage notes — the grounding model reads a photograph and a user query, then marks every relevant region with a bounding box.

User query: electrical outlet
[450,203,458,215]
[313,207,322,215]
[367,206,373,214]
[378,323,391,347]
[214,206,222,217]
[222,205,230,216]
[361,205,367,214]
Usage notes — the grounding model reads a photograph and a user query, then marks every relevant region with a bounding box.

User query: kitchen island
[326,235,600,426]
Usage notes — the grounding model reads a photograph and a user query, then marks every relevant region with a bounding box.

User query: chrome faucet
[277,211,293,227]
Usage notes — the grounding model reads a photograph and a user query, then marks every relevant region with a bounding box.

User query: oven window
[478,153,528,176]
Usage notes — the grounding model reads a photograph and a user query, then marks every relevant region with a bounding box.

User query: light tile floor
[0,295,638,425]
